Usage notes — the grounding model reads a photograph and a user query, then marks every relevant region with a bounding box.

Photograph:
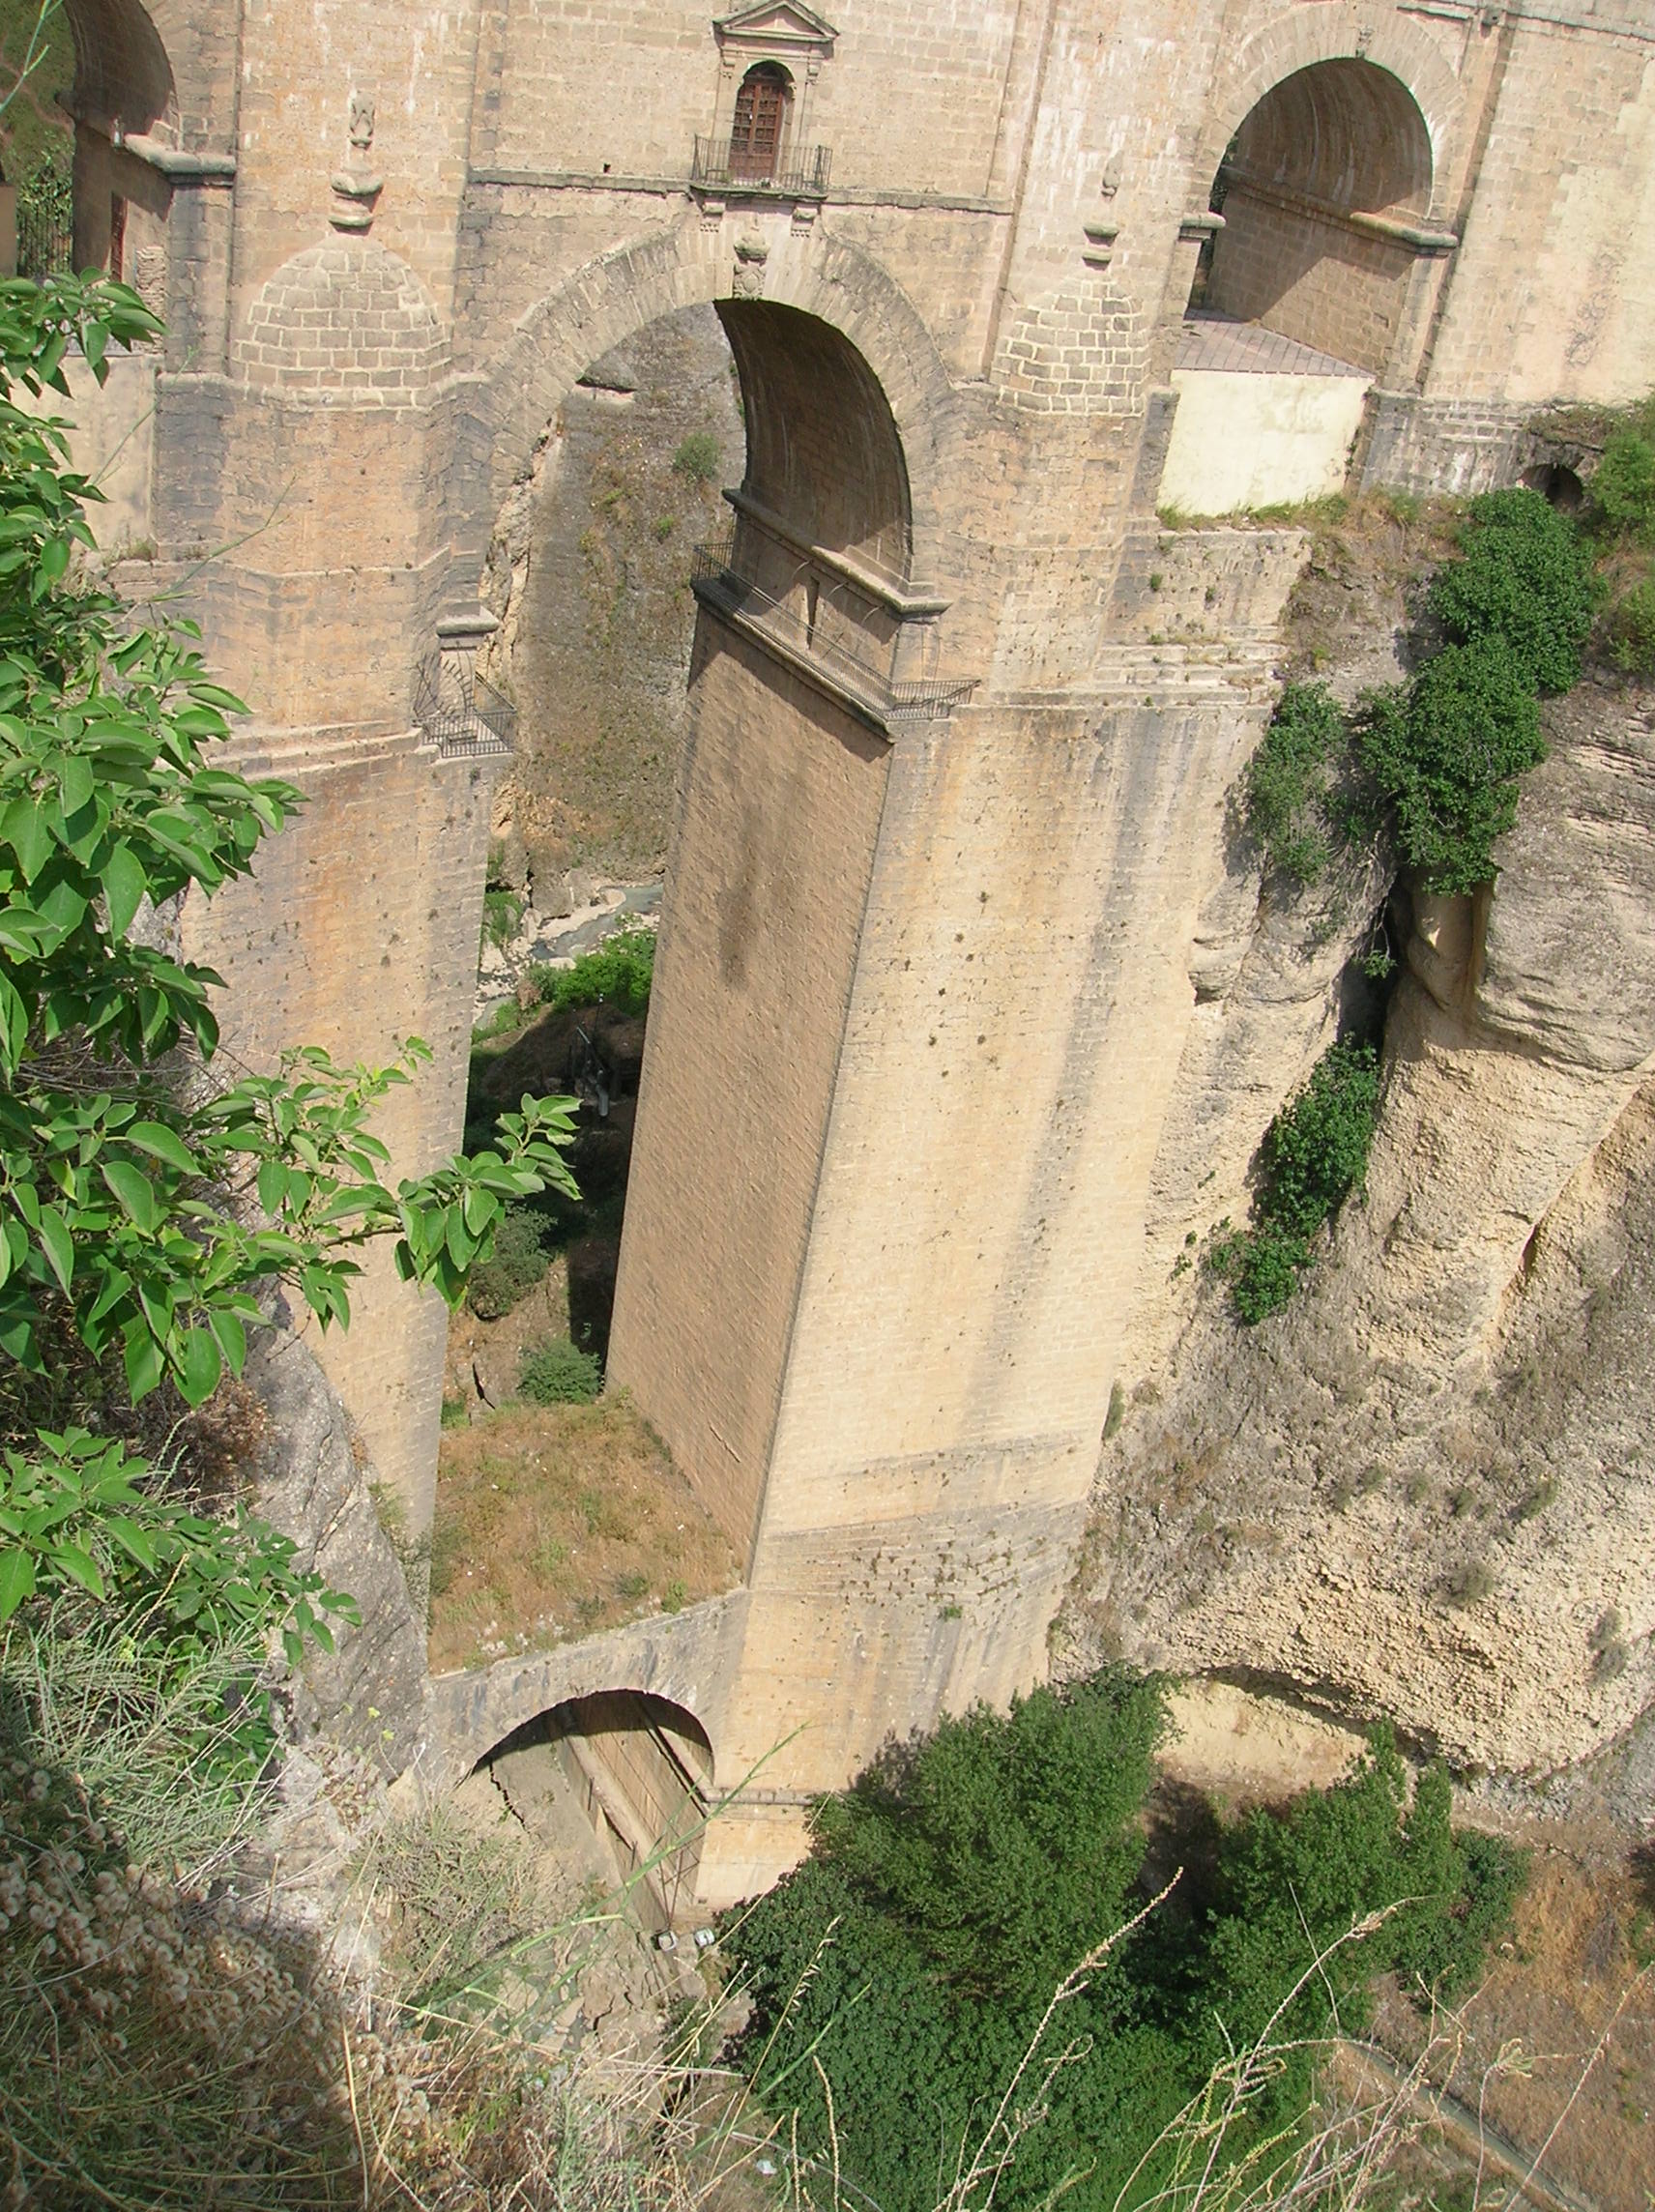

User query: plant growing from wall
[1208,1041,1379,1323]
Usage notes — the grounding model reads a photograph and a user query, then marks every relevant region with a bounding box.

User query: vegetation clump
[466,1201,553,1319]
[727,1676,1524,2212]
[1356,640,1545,896]
[670,430,722,485]
[531,925,655,1018]
[1426,486,1596,694]
[1209,1041,1379,1323]
[1243,681,1347,884]
[519,1337,603,1405]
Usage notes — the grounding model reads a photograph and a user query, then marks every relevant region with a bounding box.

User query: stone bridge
[60,0,1655,1906]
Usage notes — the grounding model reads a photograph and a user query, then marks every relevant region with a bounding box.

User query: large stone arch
[1195,8,1464,227]
[479,216,958,590]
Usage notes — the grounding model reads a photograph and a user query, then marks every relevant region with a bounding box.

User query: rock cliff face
[482,306,745,888]
[246,1322,428,1777]
[1061,677,1655,1785]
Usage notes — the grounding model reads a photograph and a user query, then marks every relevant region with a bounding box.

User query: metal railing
[414,654,517,757]
[690,538,976,723]
[690,136,831,199]
[16,203,73,281]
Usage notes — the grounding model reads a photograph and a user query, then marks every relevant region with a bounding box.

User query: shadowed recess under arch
[717,297,913,584]
[1203,58,1436,376]
[64,0,175,137]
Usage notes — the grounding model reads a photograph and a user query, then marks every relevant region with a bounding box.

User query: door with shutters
[731,66,789,182]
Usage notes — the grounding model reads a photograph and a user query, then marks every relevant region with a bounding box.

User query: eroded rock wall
[1062,680,1655,1783]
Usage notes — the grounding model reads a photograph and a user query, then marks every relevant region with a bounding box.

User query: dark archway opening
[477,1692,714,1928]
[1523,462,1585,514]
[1188,58,1434,377]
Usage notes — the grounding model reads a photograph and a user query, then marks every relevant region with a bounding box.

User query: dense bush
[1243,682,1346,885]
[1608,574,1655,675]
[728,1682,1524,2212]
[1427,486,1596,694]
[1591,422,1655,544]
[1209,1041,1380,1324]
[1357,641,1545,895]
[533,925,655,1017]
[465,1202,551,1319]
[518,1337,602,1405]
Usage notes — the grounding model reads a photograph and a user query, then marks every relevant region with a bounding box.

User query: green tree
[1427,486,1595,694]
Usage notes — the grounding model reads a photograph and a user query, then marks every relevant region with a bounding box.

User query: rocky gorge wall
[1059,592,1655,1790]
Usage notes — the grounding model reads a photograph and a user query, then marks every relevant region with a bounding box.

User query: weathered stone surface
[1063,685,1655,1787]
[246,1322,427,1778]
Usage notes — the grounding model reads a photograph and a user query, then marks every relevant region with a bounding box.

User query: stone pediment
[714,2,837,60]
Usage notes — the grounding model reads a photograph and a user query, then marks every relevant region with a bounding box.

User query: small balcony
[415,653,516,758]
[690,536,976,727]
[690,135,831,200]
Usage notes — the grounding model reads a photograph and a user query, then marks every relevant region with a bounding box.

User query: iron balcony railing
[690,538,976,724]
[690,136,831,199]
[414,653,517,758]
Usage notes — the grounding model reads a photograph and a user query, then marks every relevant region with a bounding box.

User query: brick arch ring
[480,216,960,588]
[1193,5,1466,224]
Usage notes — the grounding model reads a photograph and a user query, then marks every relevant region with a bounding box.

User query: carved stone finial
[331,87,383,231]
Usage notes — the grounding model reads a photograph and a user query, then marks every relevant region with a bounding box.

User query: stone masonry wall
[606,616,892,1555]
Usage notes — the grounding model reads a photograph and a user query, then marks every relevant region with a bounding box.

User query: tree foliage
[0,274,583,1677]
[1208,1041,1379,1324]
[1426,486,1596,695]
[0,275,580,1418]
[728,1686,1524,2212]
[1356,641,1544,896]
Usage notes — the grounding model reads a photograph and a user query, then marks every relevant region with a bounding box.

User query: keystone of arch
[1196,5,1466,224]
[481,215,960,583]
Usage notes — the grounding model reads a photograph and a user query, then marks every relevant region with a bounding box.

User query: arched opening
[438,283,934,1655]
[476,1693,713,1927]
[730,62,792,184]
[1522,461,1584,514]
[1190,59,1433,377]
[64,0,175,282]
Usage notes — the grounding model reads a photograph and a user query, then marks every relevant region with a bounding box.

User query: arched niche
[1196,58,1437,377]
[479,1691,714,1928]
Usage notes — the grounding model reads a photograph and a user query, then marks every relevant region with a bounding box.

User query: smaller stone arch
[236,242,450,406]
[478,1690,714,1927]
[1196,9,1465,218]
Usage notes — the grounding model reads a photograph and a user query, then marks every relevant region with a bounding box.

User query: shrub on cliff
[1427,486,1596,694]
[1244,681,1346,885]
[1357,641,1545,895]
[1209,1040,1380,1324]
[727,1681,1524,2212]
[1592,421,1655,544]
